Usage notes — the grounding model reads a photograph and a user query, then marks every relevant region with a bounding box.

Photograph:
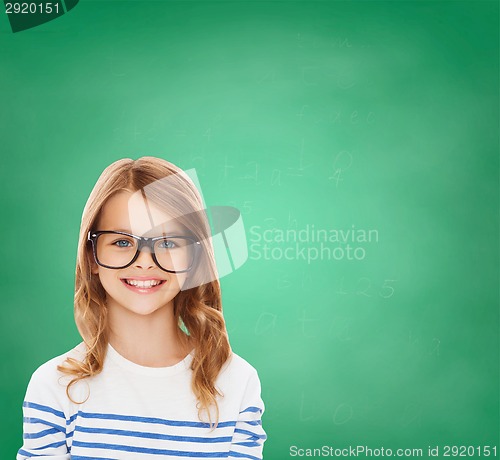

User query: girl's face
[91,190,189,317]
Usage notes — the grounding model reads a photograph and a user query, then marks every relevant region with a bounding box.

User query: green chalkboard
[0,1,498,458]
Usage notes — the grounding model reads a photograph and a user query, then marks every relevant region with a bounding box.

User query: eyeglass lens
[95,233,196,272]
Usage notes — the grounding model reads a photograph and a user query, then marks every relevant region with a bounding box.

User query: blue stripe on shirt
[75,425,232,443]
[24,427,60,439]
[242,420,261,426]
[233,428,267,440]
[23,401,65,419]
[31,440,67,450]
[228,450,262,460]
[71,457,118,460]
[72,440,230,457]
[232,441,261,448]
[239,407,262,414]
[23,417,65,433]
[76,411,237,429]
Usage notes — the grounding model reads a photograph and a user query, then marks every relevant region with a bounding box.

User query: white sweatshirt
[17,342,266,459]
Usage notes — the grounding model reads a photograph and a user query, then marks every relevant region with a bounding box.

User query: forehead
[98,190,185,236]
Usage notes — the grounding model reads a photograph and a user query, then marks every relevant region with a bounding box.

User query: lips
[123,279,163,288]
[120,277,167,294]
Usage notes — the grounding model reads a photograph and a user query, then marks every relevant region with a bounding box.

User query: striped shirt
[17,343,266,459]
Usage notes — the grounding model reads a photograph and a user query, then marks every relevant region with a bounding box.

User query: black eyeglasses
[88,230,201,273]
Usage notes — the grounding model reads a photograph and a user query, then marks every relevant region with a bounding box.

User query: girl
[17,157,266,459]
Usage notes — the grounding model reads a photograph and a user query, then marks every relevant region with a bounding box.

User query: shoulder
[225,351,258,373]
[29,342,86,383]
[217,350,262,388]
[223,350,258,374]
[25,342,88,403]
[218,351,265,413]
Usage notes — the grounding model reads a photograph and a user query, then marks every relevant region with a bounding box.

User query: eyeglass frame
[87,230,201,273]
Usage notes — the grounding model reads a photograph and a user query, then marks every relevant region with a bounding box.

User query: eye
[157,239,176,249]
[112,239,134,248]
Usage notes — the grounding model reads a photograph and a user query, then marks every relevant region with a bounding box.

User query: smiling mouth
[121,279,166,288]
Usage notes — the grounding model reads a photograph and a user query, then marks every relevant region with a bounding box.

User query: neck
[106,301,192,367]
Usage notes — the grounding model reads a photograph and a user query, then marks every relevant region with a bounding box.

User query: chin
[128,302,171,316]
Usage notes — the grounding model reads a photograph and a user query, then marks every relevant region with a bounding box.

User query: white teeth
[124,279,162,288]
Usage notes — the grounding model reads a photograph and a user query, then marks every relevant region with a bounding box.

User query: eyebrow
[107,228,132,233]
[108,228,187,236]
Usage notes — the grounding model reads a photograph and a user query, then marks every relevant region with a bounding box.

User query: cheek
[95,270,118,291]
[166,271,193,294]
[168,274,186,292]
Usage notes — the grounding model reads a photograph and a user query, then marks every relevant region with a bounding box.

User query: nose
[133,247,156,269]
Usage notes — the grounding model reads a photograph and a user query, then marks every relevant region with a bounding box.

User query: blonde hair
[57,156,231,427]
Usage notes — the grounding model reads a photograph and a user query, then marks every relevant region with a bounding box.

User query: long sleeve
[17,364,71,460]
[229,368,267,460]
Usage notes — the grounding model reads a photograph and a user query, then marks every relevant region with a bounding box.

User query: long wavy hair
[57,156,232,427]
